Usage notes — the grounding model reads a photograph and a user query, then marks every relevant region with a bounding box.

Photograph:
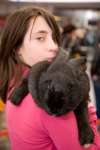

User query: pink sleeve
[86,103,100,150]
[42,104,100,150]
[42,111,84,150]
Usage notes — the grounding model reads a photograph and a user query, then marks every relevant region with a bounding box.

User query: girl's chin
[47,58,54,63]
[48,58,52,62]
[48,56,57,63]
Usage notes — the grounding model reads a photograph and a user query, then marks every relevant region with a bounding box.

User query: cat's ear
[47,49,69,72]
[68,57,87,72]
[28,61,49,101]
[68,56,86,66]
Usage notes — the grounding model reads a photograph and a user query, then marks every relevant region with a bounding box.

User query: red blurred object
[0,129,8,137]
[0,17,5,27]
[97,119,100,125]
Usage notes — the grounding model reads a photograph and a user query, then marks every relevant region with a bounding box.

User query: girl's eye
[36,37,45,41]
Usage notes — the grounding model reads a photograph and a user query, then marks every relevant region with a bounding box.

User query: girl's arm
[86,103,100,150]
[42,110,84,150]
[41,103,100,150]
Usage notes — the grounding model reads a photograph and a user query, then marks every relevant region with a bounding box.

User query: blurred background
[0,0,100,149]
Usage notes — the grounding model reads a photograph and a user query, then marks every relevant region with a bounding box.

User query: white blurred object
[86,62,96,108]
[9,0,100,3]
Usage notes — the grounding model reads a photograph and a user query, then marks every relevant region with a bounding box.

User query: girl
[0,6,100,150]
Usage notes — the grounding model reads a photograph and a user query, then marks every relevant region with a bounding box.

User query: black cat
[11,49,94,145]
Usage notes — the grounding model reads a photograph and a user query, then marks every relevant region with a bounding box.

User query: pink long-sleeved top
[5,93,100,150]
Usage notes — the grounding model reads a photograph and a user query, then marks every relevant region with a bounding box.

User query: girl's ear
[28,61,49,101]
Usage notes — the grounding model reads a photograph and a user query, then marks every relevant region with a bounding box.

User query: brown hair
[0,6,61,102]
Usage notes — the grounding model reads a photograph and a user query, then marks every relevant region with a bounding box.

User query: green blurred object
[0,112,10,150]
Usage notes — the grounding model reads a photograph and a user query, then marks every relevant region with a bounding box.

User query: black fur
[11,78,28,105]
[11,49,94,145]
[29,50,94,145]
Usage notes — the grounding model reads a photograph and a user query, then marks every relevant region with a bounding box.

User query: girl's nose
[48,37,58,52]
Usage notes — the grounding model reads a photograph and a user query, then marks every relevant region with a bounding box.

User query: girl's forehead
[29,16,52,34]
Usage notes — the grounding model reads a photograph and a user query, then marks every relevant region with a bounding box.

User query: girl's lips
[48,52,58,62]
[47,49,59,62]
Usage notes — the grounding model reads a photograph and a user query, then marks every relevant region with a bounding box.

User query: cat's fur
[11,49,94,145]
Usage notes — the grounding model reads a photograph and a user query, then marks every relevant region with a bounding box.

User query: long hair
[0,6,60,102]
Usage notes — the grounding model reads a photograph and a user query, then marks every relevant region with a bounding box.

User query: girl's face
[18,16,59,67]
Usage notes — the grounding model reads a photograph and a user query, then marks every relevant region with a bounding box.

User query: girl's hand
[83,144,91,148]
